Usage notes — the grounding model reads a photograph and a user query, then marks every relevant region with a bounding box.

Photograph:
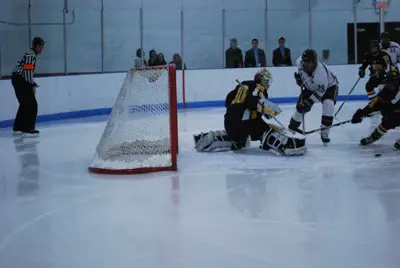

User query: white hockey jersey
[380,41,400,65]
[296,56,338,101]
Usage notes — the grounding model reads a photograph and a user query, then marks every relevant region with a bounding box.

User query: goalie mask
[370,40,380,55]
[254,68,272,88]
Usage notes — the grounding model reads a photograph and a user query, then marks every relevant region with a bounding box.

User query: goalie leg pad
[260,128,307,156]
[194,130,250,152]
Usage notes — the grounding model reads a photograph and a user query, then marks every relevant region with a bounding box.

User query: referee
[11,37,44,137]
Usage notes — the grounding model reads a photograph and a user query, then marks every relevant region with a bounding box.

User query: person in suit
[272,37,292,67]
[244,38,266,68]
[225,38,243,68]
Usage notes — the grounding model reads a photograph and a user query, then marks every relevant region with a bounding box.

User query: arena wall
[0,65,369,128]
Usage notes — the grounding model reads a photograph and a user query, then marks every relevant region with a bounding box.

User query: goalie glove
[257,98,282,118]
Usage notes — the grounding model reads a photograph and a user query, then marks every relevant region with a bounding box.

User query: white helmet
[255,68,272,87]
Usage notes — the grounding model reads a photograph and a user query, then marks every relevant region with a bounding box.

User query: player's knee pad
[194,130,250,152]
[260,128,307,156]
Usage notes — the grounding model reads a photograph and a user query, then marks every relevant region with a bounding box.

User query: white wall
[0,65,368,127]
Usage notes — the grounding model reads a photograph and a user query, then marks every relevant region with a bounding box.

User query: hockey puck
[375,153,382,157]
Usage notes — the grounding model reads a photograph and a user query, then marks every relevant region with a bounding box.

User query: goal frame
[88,65,178,175]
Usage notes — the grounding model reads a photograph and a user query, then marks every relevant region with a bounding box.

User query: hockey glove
[351,109,365,124]
[294,72,302,86]
[257,98,282,118]
[359,68,366,78]
[296,91,314,113]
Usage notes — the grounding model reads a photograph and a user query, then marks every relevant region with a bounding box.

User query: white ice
[0,101,400,268]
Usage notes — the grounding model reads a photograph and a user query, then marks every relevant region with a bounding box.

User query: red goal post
[88,65,178,174]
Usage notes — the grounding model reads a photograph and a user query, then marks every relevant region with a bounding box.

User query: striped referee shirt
[12,49,37,85]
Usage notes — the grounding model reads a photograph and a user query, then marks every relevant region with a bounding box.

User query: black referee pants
[11,75,38,132]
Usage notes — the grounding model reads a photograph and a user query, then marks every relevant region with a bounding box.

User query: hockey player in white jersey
[380,32,400,68]
[288,49,339,144]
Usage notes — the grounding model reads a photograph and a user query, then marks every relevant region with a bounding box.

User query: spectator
[169,53,186,70]
[244,38,266,68]
[134,48,147,67]
[322,49,330,64]
[148,49,158,66]
[272,37,292,67]
[157,53,167,65]
[225,38,243,68]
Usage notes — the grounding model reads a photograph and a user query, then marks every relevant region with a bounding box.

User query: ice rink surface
[0,101,400,268]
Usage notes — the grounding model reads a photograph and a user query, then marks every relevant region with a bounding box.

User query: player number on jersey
[316,84,325,93]
[232,85,249,104]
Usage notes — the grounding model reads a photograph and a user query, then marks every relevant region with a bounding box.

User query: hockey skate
[320,126,330,144]
[193,130,250,152]
[22,130,40,138]
[360,128,383,146]
[12,129,23,136]
[394,138,400,150]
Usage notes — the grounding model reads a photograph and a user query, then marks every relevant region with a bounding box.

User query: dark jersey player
[359,40,395,100]
[351,69,400,149]
[194,68,306,156]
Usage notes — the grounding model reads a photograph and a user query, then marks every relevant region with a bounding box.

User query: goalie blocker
[194,68,306,156]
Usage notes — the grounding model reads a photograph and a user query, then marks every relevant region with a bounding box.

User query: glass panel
[267,10,310,67]
[224,9,266,68]
[183,9,223,69]
[30,5,65,74]
[103,9,141,72]
[66,7,102,73]
[311,3,354,65]
[0,26,29,76]
[142,10,181,68]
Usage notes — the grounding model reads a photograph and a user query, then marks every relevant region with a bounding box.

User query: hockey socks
[321,115,333,143]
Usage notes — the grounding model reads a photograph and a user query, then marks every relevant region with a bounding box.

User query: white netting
[89,66,176,172]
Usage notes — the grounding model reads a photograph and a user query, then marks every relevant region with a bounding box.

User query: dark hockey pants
[11,75,38,132]
[225,118,270,147]
[380,113,400,132]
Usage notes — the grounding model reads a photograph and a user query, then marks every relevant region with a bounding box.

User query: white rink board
[0,65,368,126]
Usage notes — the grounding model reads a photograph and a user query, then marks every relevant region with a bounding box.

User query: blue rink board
[0,94,368,129]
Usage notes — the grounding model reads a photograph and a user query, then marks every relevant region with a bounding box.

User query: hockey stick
[334,77,361,118]
[299,86,306,134]
[302,114,373,135]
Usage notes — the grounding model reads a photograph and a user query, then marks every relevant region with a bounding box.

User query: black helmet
[380,32,390,39]
[302,49,317,63]
[370,40,380,54]
[301,49,317,73]
[32,37,45,47]
[370,40,379,48]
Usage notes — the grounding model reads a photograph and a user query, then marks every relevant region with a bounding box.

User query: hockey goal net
[88,65,178,174]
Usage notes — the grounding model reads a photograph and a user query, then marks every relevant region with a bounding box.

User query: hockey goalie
[193,68,307,156]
